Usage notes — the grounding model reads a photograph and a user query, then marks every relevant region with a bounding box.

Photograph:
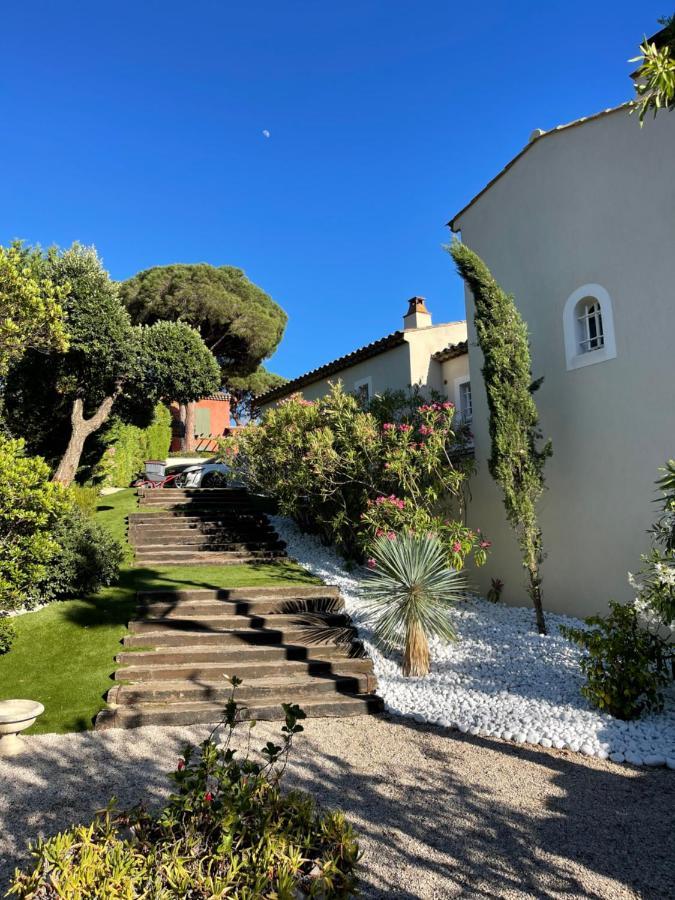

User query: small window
[459,381,472,423]
[563,284,617,371]
[353,377,372,405]
[576,299,604,353]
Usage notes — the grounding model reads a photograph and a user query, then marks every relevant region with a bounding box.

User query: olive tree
[449,241,551,634]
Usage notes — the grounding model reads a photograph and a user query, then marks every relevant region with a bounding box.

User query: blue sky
[0,2,663,379]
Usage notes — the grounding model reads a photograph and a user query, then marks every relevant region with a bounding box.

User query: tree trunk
[178,402,188,452]
[52,394,117,486]
[185,400,196,452]
[527,563,547,635]
[403,619,430,677]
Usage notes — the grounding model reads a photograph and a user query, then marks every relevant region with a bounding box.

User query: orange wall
[169,398,231,452]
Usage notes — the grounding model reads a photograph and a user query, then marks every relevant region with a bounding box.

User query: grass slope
[0,489,316,734]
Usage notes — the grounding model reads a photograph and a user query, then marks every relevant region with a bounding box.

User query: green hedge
[94,404,171,487]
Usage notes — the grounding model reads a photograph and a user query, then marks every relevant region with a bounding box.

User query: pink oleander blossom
[366,558,377,569]
[452,541,462,553]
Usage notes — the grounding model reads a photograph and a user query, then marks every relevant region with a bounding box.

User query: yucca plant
[361,533,468,677]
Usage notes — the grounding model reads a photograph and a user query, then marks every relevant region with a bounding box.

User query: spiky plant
[361,533,468,677]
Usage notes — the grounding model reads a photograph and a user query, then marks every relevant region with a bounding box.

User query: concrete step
[136,587,340,602]
[128,523,276,537]
[131,537,285,550]
[124,622,353,649]
[139,596,344,617]
[129,612,349,632]
[109,671,375,704]
[116,641,366,667]
[113,656,374,684]
[95,693,383,729]
[134,551,288,566]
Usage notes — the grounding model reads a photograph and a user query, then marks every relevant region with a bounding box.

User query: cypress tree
[449,241,552,634]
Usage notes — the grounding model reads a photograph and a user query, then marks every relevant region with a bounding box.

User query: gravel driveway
[1,715,672,899]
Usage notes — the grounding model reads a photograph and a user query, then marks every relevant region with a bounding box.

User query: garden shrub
[68,483,99,516]
[0,617,15,654]
[38,505,124,600]
[562,601,672,720]
[9,681,359,898]
[221,383,489,568]
[0,434,70,612]
[94,402,172,487]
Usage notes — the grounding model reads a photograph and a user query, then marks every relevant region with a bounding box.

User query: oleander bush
[562,601,672,720]
[0,617,15,654]
[9,681,359,898]
[220,383,489,568]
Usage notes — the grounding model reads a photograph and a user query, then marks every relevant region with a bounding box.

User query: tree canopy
[227,365,288,425]
[632,16,675,122]
[0,243,69,377]
[119,264,287,379]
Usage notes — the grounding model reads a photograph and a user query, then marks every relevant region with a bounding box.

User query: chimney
[403,296,432,329]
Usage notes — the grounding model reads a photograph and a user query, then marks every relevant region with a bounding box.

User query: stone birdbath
[0,699,44,756]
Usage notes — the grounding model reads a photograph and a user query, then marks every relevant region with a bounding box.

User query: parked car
[175,461,237,488]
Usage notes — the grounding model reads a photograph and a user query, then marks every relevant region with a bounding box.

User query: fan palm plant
[361,533,468,677]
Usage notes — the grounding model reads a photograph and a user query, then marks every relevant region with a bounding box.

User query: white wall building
[450,103,675,617]
[256,298,472,416]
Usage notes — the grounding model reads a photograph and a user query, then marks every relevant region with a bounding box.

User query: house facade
[256,298,472,415]
[169,392,232,452]
[450,103,675,617]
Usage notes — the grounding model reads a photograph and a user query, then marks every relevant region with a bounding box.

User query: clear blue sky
[0,2,663,379]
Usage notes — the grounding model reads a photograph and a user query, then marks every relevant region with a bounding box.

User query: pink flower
[419,425,434,436]
[375,529,385,537]
[452,541,462,554]
[442,402,454,410]
[177,759,185,771]
[398,423,412,432]
[480,540,492,549]
[204,791,213,803]
[387,531,397,540]
[366,558,377,569]
[383,422,395,431]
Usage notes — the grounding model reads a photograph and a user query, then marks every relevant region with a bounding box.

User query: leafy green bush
[222,383,488,568]
[0,617,15,654]
[361,533,467,676]
[38,506,124,600]
[0,434,70,612]
[9,681,359,898]
[68,483,99,516]
[561,602,672,720]
[94,402,172,487]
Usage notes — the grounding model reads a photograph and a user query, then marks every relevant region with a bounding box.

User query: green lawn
[0,489,316,734]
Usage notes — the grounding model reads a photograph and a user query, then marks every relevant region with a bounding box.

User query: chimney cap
[405,296,430,316]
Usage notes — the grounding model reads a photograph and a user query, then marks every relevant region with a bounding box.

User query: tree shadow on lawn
[1,716,672,899]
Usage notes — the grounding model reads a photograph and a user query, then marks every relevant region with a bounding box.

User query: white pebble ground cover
[272,516,675,769]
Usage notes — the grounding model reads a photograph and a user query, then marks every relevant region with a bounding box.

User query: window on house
[576,299,604,353]
[563,284,617,371]
[353,377,372,405]
[459,381,472,423]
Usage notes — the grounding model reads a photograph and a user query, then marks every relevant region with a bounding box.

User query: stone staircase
[95,585,382,729]
[128,487,288,566]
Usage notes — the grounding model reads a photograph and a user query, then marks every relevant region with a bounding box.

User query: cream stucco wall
[454,106,675,618]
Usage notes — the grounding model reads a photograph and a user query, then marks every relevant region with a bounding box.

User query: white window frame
[563,284,617,371]
[353,376,373,402]
[454,376,472,425]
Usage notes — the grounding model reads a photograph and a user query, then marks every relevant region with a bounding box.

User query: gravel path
[1,715,673,899]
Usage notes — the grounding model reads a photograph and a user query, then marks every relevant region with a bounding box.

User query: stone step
[95,693,383,730]
[131,537,286,551]
[134,551,288,565]
[136,586,340,602]
[109,671,375,704]
[116,641,366,667]
[124,623,353,649]
[129,612,349,632]
[113,655,374,684]
[129,523,277,537]
[139,596,344,617]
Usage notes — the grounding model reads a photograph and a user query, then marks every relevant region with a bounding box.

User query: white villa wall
[407,322,467,393]
[453,106,675,618]
[294,342,413,404]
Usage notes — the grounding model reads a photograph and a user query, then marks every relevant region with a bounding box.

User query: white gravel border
[272,516,675,768]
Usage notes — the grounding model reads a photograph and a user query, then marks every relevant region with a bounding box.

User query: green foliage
[629,460,675,635]
[140,319,220,403]
[120,263,288,378]
[449,240,551,633]
[68,484,100,516]
[229,364,288,424]
[0,617,15,654]
[561,602,672,720]
[222,383,487,567]
[631,16,675,122]
[38,506,124,600]
[9,683,359,898]
[0,435,70,612]
[94,403,173,487]
[361,533,467,676]
[0,243,69,377]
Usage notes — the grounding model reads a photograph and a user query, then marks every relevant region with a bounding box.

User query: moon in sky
[262,129,271,138]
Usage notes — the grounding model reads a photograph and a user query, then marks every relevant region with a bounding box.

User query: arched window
[563,284,616,371]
